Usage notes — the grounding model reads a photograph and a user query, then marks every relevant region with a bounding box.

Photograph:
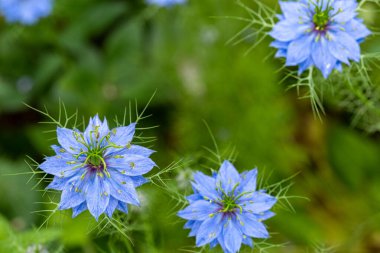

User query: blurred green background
[1,0,380,252]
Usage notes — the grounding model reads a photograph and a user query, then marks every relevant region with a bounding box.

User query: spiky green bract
[39,115,156,221]
[178,160,276,253]
[270,0,370,78]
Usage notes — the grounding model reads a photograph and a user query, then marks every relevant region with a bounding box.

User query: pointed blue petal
[116,202,129,214]
[184,220,195,229]
[344,19,371,41]
[186,193,203,203]
[195,214,223,247]
[238,213,270,238]
[46,176,68,190]
[311,37,337,78]
[39,156,83,177]
[216,160,240,194]
[130,176,149,187]
[177,200,218,221]
[332,0,357,23]
[279,1,309,22]
[222,220,242,253]
[286,34,314,66]
[108,123,136,148]
[58,177,87,210]
[328,31,360,64]
[189,220,202,236]
[107,155,156,176]
[84,115,110,145]
[298,57,313,75]
[86,176,110,220]
[237,168,257,194]
[242,236,253,247]
[192,171,219,200]
[275,49,287,58]
[242,192,277,213]
[72,202,87,218]
[56,127,86,154]
[269,20,310,42]
[108,169,140,206]
[210,239,219,248]
[105,145,155,157]
[106,196,119,218]
[270,40,289,49]
[254,211,276,221]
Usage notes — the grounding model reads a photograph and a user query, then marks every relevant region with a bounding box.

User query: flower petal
[108,123,136,148]
[242,192,277,214]
[270,20,310,42]
[311,37,337,78]
[106,196,119,217]
[105,145,155,157]
[344,19,371,41]
[195,214,223,247]
[84,115,109,145]
[279,1,309,21]
[237,168,258,194]
[286,34,314,66]
[189,220,203,236]
[192,171,219,200]
[222,220,242,253]
[108,169,140,206]
[39,156,83,177]
[238,213,270,238]
[57,127,86,154]
[216,160,241,194]
[177,200,218,221]
[86,175,110,220]
[116,202,129,214]
[46,176,67,190]
[72,202,87,218]
[107,155,156,176]
[58,177,87,210]
[130,176,149,187]
[328,31,360,65]
[332,0,358,23]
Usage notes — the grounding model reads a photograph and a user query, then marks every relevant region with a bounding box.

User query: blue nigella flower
[178,160,277,253]
[146,0,186,7]
[0,0,53,25]
[39,115,156,220]
[269,0,371,78]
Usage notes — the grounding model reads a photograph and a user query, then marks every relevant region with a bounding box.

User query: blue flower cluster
[39,115,156,220]
[146,0,186,7]
[0,0,53,25]
[178,160,277,253]
[270,0,370,78]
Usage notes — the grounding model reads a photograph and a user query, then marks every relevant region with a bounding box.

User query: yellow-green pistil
[220,195,241,213]
[71,129,112,178]
[313,8,331,31]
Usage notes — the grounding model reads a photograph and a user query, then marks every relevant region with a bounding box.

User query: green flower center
[221,195,240,213]
[313,8,330,31]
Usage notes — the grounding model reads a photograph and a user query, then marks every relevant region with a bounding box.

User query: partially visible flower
[26,244,49,253]
[178,160,276,253]
[146,0,186,7]
[0,0,53,25]
[269,0,370,78]
[39,115,156,220]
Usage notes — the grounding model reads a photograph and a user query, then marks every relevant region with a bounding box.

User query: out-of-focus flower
[39,115,156,220]
[146,0,186,7]
[270,0,370,78]
[178,160,276,253]
[0,0,53,25]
